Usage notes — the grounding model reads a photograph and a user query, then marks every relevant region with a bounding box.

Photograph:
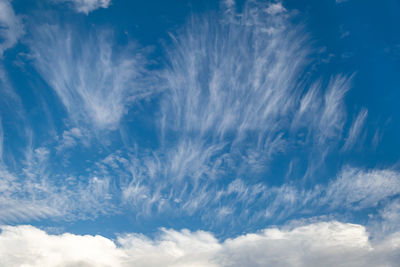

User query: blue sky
[0,0,400,266]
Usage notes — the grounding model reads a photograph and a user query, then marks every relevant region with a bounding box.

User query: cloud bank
[0,222,399,267]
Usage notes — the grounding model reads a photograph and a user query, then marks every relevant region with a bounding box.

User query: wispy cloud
[0,0,393,239]
[317,75,352,143]
[266,2,286,15]
[1,222,399,266]
[342,108,368,151]
[105,1,381,228]
[0,118,3,163]
[52,0,111,14]
[56,127,86,151]
[322,167,400,210]
[28,24,153,131]
[0,140,116,223]
[0,0,24,56]
[153,0,353,190]
[104,0,354,222]
[160,2,308,145]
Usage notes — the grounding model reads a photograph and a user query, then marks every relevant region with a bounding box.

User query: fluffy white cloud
[54,0,111,14]
[0,225,123,266]
[0,0,24,56]
[0,222,399,267]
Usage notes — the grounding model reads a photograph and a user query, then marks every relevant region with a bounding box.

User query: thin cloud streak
[342,108,368,151]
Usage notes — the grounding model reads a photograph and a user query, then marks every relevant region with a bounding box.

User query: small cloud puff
[53,0,111,14]
[266,2,286,15]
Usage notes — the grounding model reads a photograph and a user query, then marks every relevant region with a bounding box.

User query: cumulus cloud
[0,222,399,267]
[28,24,152,130]
[53,0,111,14]
[0,0,24,56]
[0,225,123,266]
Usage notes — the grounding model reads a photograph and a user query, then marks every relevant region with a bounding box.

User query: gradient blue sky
[0,0,400,266]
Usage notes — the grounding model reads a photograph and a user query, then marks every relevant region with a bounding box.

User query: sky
[0,0,400,266]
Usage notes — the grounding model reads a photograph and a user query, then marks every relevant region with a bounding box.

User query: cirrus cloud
[53,0,111,14]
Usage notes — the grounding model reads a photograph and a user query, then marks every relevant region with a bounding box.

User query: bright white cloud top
[0,0,399,265]
[1,222,400,267]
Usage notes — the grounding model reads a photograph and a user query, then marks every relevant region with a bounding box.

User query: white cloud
[0,222,399,267]
[0,139,116,223]
[118,134,400,225]
[0,225,123,266]
[160,4,309,144]
[323,168,400,210]
[225,167,400,224]
[266,2,286,15]
[0,117,3,163]
[53,0,111,14]
[0,0,392,234]
[372,199,400,237]
[56,127,85,151]
[342,108,368,151]
[153,0,353,192]
[318,75,352,143]
[0,0,24,56]
[28,24,153,130]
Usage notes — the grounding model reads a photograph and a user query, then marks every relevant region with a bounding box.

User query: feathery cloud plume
[28,24,152,130]
[342,108,368,151]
